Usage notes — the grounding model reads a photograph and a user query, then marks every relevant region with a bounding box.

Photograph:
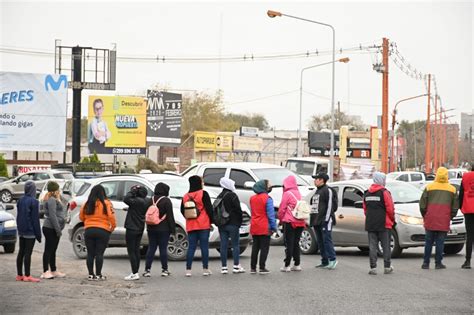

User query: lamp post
[298,58,350,157]
[268,10,337,181]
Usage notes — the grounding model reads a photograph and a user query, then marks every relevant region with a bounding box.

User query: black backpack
[212,193,230,226]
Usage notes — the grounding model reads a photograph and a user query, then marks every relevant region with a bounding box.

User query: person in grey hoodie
[41,181,66,279]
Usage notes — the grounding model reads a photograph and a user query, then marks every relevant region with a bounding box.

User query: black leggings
[465,214,474,260]
[251,235,271,270]
[283,223,304,267]
[42,227,60,272]
[126,230,143,274]
[84,227,110,276]
[16,237,35,276]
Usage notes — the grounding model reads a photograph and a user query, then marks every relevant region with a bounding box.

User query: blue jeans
[186,230,210,270]
[145,230,171,271]
[314,222,336,264]
[218,225,240,267]
[423,230,447,265]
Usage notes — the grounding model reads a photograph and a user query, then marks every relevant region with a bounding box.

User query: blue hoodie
[16,181,41,241]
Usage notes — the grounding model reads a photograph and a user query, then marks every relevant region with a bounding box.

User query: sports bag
[288,191,311,220]
[145,196,166,225]
[212,192,230,226]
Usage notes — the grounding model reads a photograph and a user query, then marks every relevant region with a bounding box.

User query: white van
[285,157,329,184]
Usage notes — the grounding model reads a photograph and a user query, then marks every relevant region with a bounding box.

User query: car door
[332,185,367,246]
[229,168,257,208]
[33,172,51,190]
[11,173,34,196]
[99,180,125,245]
[410,173,424,188]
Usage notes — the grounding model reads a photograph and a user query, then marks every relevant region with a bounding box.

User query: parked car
[0,177,9,183]
[38,179,87,218]
[0,203,17,253]
[299,180,466,257]
[67,174,251,260]
[387,171,427,189]
[180,162,315,244]
[284,157,328,184]
[0,170,74,203]
[448,168,468,180]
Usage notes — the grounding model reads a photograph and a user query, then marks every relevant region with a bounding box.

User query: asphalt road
[2,206,473,314]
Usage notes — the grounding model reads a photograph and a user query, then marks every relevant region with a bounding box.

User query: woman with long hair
[79,185,116,280]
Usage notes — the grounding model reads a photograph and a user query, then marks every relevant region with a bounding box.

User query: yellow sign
[88,96,146,154]
[194,131,233,151]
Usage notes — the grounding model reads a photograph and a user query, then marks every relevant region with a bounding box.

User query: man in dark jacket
[420,167,458,270]
[144,182,176,277]
[123,185,151,280]
[459,164,474,269]
[216,177,244,274]
[363,172,395,275]
[309,172,337,270]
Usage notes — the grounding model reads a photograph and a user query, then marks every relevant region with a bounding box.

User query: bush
[77,153,102,172]
[136,157,176,173]
[0,154,8,177]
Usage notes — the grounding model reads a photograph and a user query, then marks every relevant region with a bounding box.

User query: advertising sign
[0,72,68,152]
[233,136,263,152]
[146,90,182,145]
[240,126,259,137]
[17,165,51,175]
[194,131,232,151]
[88,96,146,154]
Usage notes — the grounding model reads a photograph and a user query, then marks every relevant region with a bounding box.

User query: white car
[448,168,468,180]
[387,171,427,189]
[66,174,251,260]
[284,157,329,184]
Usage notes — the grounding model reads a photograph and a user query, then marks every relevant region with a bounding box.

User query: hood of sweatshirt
[136,186,148,198]
[188,175,203,192]
[253,180,267,194]
[283,175,298,192]
[434,167,449,184]
[368,183,386,193]
[24,180,36,197]
[154,182,170,196]
[219,177,236,192]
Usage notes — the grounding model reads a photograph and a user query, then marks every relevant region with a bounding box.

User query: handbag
[184,194,201,219]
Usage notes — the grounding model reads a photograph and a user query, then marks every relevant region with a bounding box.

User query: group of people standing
[14,164,474,282]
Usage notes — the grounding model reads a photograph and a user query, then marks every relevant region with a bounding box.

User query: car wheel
[377,230,403,258]
[0,190,13,203]
[300,226,318,255]
[4,243,15,253]
[168,227,188,261]
[72,226,88,259]
[270,222,284,245]
[444,243,464,255]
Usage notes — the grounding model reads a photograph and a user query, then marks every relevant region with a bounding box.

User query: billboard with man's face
[88,96,146,154]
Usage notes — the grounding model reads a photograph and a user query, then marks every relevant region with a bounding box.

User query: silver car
[300,180,466,257]
[67,174,251,260]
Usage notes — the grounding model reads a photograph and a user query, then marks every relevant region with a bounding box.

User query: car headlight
[399,214,424,225]
[4,220,17,228]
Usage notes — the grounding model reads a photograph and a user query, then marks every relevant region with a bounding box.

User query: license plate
[239,225,249,234]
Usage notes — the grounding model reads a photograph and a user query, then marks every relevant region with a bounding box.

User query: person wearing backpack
[123,185,151,281]
[250,180,277,274]
[278,175,306,272]
[215,177,245,274]
[143,182,176,277]
[309,172,338,270]
[363,172,395,275]
[180,175,214,277]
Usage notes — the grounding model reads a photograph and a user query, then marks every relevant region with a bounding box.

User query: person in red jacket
[459,164,474,269]
[363,172,395,275]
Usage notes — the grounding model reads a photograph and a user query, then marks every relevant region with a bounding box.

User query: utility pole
[442,111,447,165]
[424,74,432,173]
[453,124,459,167]
[71,46,83,163]
[413,123,418,169]
[433,96,438,170]
[381,38,389,173]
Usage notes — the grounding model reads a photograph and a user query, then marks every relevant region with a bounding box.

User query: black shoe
[435,263,446,270]
[461,260,471,269]
[421,263,429,269]
[259,268,270,274]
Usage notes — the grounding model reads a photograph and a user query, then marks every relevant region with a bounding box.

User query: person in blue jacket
[16,180,42,282]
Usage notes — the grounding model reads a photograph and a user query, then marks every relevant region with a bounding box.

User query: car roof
[192,162,286,169]
[139,173,186,181]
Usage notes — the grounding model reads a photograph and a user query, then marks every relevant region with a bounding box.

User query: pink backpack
[145,196,167,225]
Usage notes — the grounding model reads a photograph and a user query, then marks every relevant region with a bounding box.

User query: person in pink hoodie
[278,175,306,272]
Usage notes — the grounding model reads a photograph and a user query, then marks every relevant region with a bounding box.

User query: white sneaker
[124,273,140,281]
[291,265,302,271]
[280,266,291,272]
[221,267,228,274]
[232,265,246,273]
[203,269,212,276]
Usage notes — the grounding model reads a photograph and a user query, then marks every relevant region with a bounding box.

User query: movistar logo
[45,74,67,91]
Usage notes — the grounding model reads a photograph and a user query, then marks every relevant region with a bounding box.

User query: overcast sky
[1,0,472,130]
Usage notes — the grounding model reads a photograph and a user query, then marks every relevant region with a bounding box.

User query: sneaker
[435,263,446,270]
[461,260,471,269]
[421,263,430,269]
[259,268,270,274]
[368,268,377,275]
[315,263,329,268]
[203,269,212,276]
[143,270,151,277]
[185,270,192,277]
[124,273,140,281]
[291,265,302,271]
[23,276,40,282]
[280,266,291,272]
[250,269,257,274]
[16,275,24,281]
[88,275,97,281]
[161,270,170,277]
[52,271,66,278]
[384,266,394,274]
[221,267,228,274]
[232,265,246,273]
[96,275,107,281]
[40,271,54,279]
[327,260,338,270]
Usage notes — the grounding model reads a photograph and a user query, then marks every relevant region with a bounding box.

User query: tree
[0,154,8,177]
[308,110,365,131]
[223,113,269,131]
[136,157,176,173]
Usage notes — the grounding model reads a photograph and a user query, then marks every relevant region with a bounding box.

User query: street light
[268,10,337,181]
[298,58,350,157]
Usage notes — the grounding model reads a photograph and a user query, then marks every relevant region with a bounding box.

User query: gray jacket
[42,197,66,235]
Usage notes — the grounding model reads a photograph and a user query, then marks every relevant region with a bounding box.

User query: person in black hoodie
[143,182,176,277]
[16,180,41,282]
[123,185,150,281]
[216,177,245,274]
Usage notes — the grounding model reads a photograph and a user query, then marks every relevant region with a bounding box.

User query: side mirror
[63,190,71,196]
[354,201,364,209]
[243,181,256,189]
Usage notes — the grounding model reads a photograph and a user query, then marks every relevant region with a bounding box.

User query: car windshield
[53,173,74,180]
[448,171,457,179]
[252,168,308,187]
[76,183,92,196]
[385,182,422,204]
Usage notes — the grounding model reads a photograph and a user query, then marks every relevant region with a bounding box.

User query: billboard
[233,136,263,152]
[0,72,67,152]
[194,131,232,152]
[146,90,182,145]
[88,96,146,154]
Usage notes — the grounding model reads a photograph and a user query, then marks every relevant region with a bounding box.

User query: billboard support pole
[72,46,83,163]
